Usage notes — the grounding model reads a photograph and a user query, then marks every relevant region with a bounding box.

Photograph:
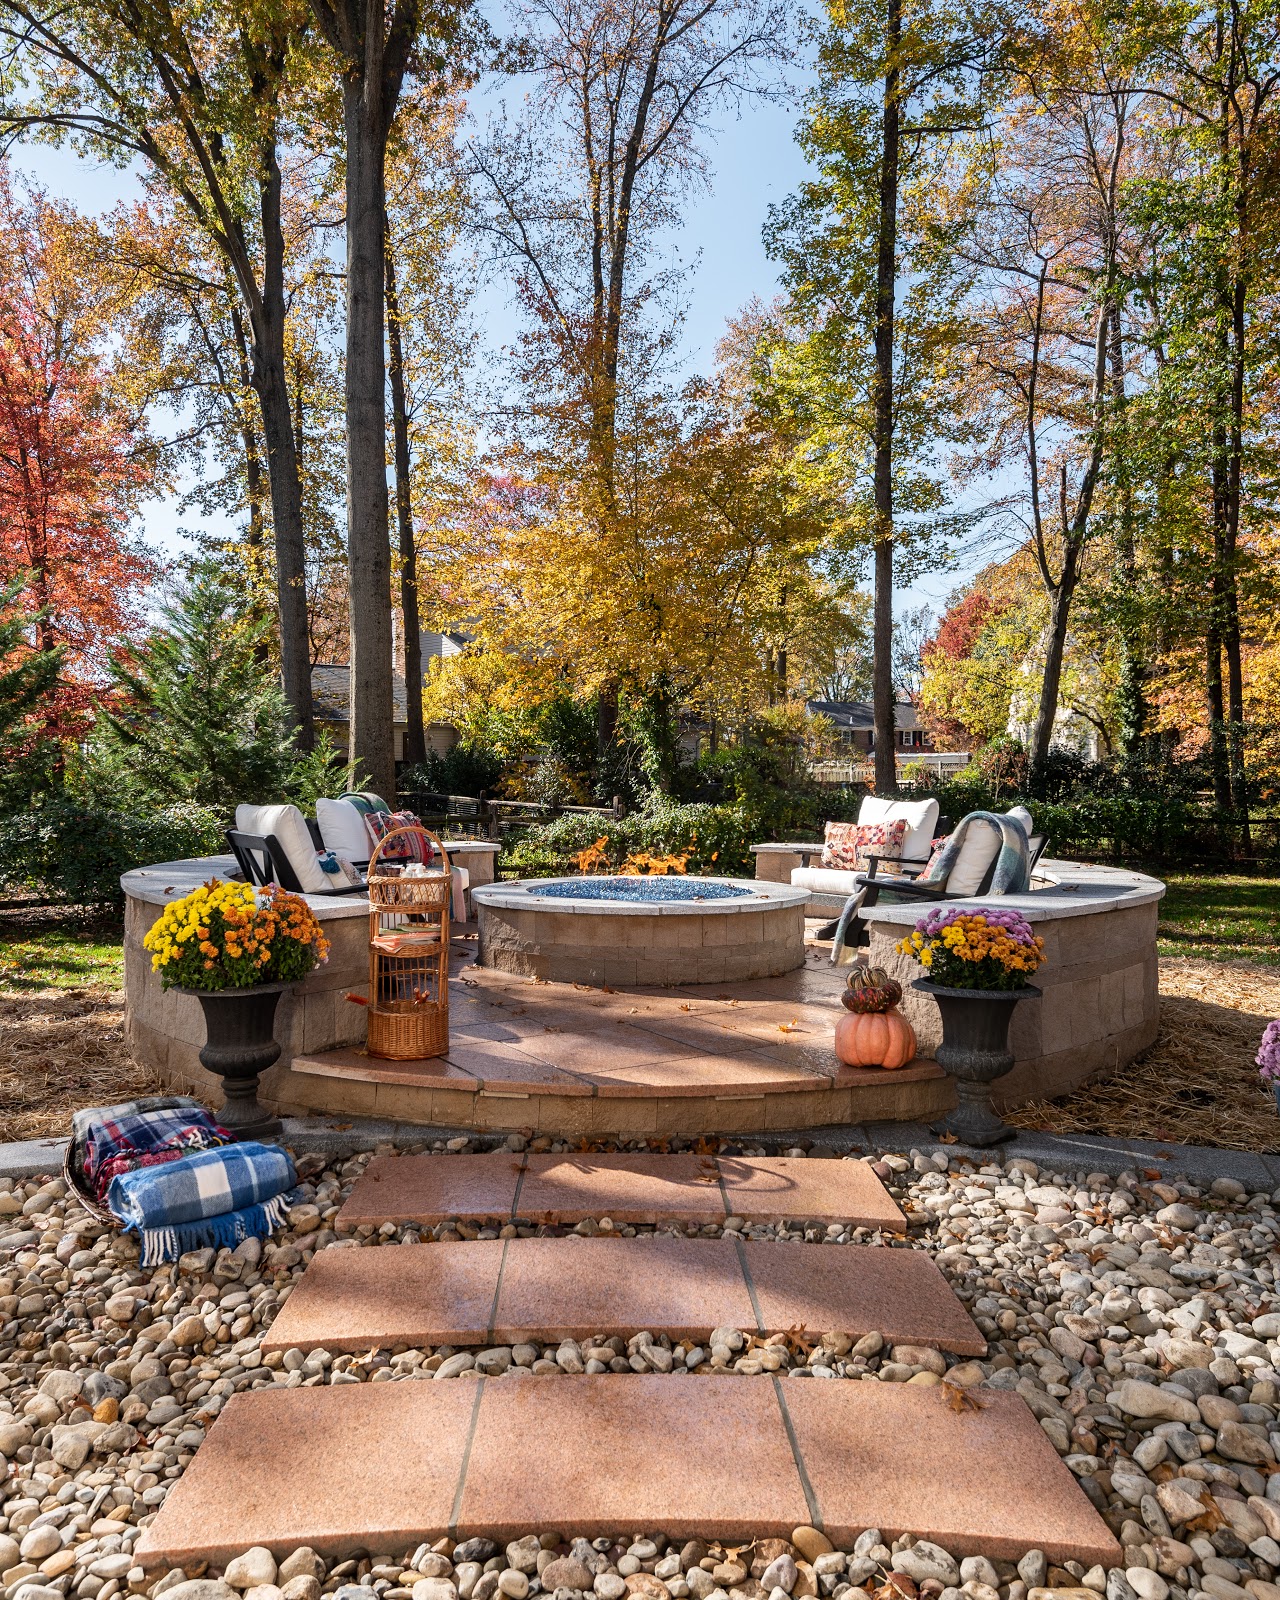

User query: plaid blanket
[71,1096,232,1205]
[107,1142,296,1267]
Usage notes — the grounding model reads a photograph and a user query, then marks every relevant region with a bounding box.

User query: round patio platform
[471,875,809,986]
[119,855,1163,1138]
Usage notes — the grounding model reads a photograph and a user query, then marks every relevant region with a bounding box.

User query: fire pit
[471,875,810,986]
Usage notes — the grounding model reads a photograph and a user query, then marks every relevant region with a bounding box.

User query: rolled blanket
[71,1096,233,1205]
[108,1142,297,1267]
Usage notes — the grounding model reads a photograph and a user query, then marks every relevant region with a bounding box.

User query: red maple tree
[0,169,156,738]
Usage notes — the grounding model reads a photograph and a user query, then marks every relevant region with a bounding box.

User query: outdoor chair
[791,797,946,918]
[827,806,1046,962]
[227,802,367,896]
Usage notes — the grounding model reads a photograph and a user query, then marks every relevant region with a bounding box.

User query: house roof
[808,698,922,732]
[312,663,409,726]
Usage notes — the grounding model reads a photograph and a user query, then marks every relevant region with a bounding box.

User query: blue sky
[17,78,967,624]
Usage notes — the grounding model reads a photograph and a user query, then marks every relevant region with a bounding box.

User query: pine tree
[96,562,307,815]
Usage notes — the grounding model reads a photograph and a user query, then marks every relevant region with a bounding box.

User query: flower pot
[179,983,287,1141]
[912,978,1040,1147]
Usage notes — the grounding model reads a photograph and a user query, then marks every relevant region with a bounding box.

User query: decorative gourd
[841,965,903,1014]
[834,1006,917,1070]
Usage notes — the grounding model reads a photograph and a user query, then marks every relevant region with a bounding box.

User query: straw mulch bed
[1007,957,1280,1153]
[0,988,158,1143]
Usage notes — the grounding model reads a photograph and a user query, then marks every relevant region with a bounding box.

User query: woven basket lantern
[365,823,451,1060]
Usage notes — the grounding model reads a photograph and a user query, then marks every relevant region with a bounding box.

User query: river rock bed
[0,1138,1275,1600]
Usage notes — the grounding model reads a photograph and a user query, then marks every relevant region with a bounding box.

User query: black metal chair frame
[225,829,367,897]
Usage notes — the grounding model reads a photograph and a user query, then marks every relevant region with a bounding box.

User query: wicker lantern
[366,824,451,1060]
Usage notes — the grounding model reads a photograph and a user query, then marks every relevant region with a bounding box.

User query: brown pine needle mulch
[0,988,161,1144]
[1007,957,1280,1154]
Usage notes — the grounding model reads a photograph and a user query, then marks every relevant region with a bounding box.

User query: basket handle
[367,822,449,877]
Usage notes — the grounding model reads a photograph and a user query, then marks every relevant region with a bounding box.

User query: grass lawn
[0,908,126,992]
[1156,871,1280,966]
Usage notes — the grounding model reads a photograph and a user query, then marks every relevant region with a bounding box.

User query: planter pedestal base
[184,985,287,1142]
[912,979,1040,1148]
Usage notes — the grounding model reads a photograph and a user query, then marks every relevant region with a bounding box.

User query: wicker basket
[366,824,451,1060]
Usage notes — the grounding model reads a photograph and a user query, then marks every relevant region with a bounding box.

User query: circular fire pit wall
[471,876,810,986]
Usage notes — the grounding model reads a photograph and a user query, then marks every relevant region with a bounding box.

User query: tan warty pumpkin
[834,1003,917,1070]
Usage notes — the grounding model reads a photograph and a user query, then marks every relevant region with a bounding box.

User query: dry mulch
[1007,956,1280,1153]
[0,958,1276,1152]
[0,987,159,1143]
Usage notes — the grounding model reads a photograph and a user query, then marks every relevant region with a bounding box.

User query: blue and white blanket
[918,809,1030,894]
[107,1142,296,1267]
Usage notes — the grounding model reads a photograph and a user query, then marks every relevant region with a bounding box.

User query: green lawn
[0,910,126,992]
[1156,872,1280,966]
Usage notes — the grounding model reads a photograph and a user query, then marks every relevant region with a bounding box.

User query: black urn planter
[179,983,287,1141]
[912,978,1040,1147]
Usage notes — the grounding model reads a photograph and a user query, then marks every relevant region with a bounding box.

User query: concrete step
[337,1152,907,1231]
[262,1236,986,1355]
[134,1375,1120,1568]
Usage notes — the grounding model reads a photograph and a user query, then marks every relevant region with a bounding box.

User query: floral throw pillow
[821,818,908,873]
[364,809,430,864]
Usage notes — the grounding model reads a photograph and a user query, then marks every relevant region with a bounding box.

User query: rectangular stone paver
[455,1375,807,1539]
[262,1242,503,1352]
[720,1156,906,1229]
[515,1153,726,1225]
[779,1378,1121,1563]
[133,1382,477,1566]
[492,1236,754,1342]
[337,1153,523,1228]
[741,1242,986,1356]
[264,1237,983,1355]
[136,1375,1119,1567]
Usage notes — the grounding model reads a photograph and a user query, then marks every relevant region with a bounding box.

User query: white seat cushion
[316,797,373,865]
[451,866,469,922]
[858,796,939,862]
[792,866,863,897]
[234,803,332,895]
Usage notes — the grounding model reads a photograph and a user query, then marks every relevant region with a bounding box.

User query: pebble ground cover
[0,1139,1276,1600]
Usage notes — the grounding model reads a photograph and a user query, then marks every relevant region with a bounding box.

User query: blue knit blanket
[107,1142,297,1267]
[918,810,1030,894]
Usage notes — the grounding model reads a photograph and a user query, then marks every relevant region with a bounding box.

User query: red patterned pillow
[821,818,908,873]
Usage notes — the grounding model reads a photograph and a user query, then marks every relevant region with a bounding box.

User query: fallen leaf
[938,1132,958,1144]
[941,1380,986,1413]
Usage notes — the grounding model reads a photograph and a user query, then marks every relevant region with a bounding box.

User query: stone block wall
[477,903,807,986]
[865,898,1161,1104]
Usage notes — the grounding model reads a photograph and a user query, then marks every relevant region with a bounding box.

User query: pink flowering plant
[897,905,1045,991]
[1258,1021,1280,1089]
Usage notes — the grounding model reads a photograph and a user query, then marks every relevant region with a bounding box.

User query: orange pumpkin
[834,1006,917,1070]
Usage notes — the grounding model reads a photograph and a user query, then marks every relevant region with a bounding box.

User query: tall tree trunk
[1028,301,1110,783]
[1108,307,1147,756]
[251,143,314,749]
[341,72,396,800]
[385,210,427,768]
[871,0,901,798]
[230,305,264,553]
[1208,449,1232,813]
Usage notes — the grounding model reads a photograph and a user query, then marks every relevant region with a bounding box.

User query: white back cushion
[1005,805,1033,841]
[234,803,332,894]
[857,796,940,862]
[946,816,1002,896]
[316,797,373,863]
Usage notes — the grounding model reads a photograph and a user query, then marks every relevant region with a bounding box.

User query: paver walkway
[261,1236,986,1353]
[135,1151,1119,1567]
[134,1376,1120,1568]
[337,1152,907,1230]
